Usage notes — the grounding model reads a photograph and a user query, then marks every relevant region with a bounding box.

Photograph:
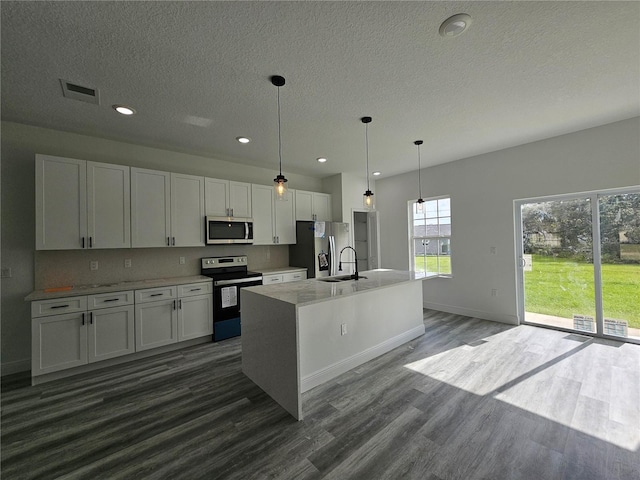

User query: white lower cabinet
[135,299,178,351]
[178,295,213,341]
[177,282,213,341]
[31,280,213,380]
[88,305,135,362]
[31,292,135,376]
[32,312,88,375]
[262,270,307,285]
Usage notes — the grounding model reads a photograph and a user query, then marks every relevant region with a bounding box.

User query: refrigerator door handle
[329,235,336,276]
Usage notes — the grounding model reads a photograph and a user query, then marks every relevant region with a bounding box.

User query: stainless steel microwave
[206,216,253,244]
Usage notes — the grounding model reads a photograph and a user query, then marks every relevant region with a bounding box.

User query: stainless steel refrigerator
[289,221,353,278]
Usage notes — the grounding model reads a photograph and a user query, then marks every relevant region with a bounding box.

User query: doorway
[516,188,640,343]
[353,210,380,272]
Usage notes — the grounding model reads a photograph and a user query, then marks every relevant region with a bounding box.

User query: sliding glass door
[516,188,639,343]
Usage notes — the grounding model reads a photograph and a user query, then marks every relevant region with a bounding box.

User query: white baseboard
[423,302,519,325]
[300,325,425,393]
[1,358,31,376]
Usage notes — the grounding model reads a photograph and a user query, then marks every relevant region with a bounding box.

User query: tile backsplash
[34,245,289,290]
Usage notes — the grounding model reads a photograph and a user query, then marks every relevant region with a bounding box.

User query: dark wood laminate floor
[2,310,639,480]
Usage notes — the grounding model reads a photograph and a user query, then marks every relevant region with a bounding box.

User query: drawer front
[32,296,88,318]
[135,286,177,304]
[88,291,134,310]
[283,271,307,283]
[262,274,283,285]
[177,282,212,298]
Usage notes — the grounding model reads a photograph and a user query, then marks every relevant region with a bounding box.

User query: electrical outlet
[490,246,497,255]
[491,288,498,297]
[179,257,185,265]
[90,261,99,271]
[124,259,132,268]
[341,323,347,336]
[1,268,12,278]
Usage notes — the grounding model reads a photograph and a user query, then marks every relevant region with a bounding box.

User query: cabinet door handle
[172,237,176,246]
[230,208,234,217]
[190,288,201,292]
[90,312,93,324]
[173,300,176,310]
[81,312,85,325]
[103,298,119,302]
[51,304,70,309]
[89,237,93,248]
[81,237,85,249]
[167,237,170,246]
[179,299,182,309]
[150,293,163,297]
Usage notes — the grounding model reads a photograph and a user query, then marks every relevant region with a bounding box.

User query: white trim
[300,325,425,393]
[1,358,31,376]
[423,302,519,325]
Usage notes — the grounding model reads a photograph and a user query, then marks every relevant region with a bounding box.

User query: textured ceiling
[2,1,639,179]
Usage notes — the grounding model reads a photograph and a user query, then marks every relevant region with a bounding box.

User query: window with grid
[410,197,451,276]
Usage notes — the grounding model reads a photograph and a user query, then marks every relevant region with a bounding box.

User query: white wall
[0,121,323,374]
[376,117,640,324]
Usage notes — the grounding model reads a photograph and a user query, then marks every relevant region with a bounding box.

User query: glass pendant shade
[363,189,374,209]
[274,174,288,200]
[416,198,425,214]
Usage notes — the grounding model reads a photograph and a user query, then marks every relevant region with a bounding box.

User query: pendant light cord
[417,143,422,199]
[365,122,370,190]
[277,86,282,175]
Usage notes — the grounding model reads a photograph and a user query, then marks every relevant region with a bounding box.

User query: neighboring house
[414,224,451,255]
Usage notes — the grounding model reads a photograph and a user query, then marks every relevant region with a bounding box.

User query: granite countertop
[258,266,308,275]
[243,269,428,307]
[25,275,213,302]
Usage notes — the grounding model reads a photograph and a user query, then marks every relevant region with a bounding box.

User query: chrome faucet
[338,246,359,280]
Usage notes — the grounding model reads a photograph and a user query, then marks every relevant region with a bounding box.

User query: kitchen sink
[317,275,367,283]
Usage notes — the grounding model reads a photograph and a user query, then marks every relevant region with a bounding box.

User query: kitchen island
[241,269,425,420]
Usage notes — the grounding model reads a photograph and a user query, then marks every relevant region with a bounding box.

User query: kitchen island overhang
[241,269,426,420]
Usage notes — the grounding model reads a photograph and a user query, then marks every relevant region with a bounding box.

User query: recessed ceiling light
[439,13,472,37]
[372,171,381,176]
[113,104,136,116]
[317,157,327,163]
[236,136,251,144]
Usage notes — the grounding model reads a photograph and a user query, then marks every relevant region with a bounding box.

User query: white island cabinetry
[241,270,425,420]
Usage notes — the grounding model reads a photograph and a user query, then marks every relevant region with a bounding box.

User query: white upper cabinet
[131,168,171,247]
[295,190,332,222]
[131,169,204,247]
[251,184,296,245]
[87,162,131,249]
[36,154,130,250]
[205,178,252,218]
[170,173,205,247]
[275,190,296,244]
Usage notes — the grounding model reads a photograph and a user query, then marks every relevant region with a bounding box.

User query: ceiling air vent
[60,79,100,105]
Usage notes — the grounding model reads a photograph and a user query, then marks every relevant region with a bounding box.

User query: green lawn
[525,255,640,328]
[414,256,451,275]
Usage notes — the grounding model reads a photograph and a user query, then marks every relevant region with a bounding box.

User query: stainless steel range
[201,255,262,341]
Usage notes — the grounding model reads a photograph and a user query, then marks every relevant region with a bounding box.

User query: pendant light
[415,140,425,213]
[271,75,288,200]
[361,116,374,210]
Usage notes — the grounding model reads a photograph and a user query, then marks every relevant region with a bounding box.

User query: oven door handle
[214,277,263,287]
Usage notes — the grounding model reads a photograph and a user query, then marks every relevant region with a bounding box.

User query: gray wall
[0,121,323,374]
[376,117,640,324]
